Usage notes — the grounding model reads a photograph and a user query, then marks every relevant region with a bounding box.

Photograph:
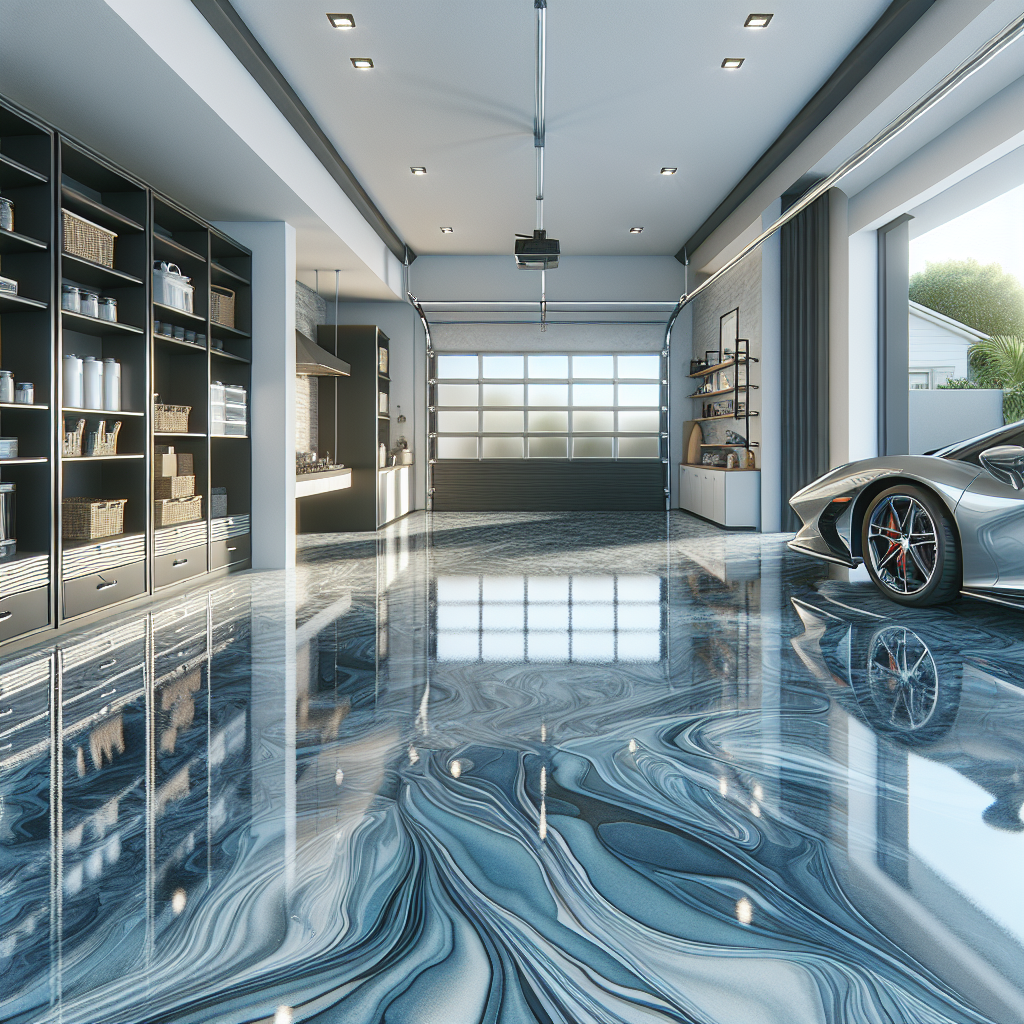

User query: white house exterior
[909,300,990,389]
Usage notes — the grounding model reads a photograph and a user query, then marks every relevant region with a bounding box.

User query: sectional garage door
[428,351,668,511]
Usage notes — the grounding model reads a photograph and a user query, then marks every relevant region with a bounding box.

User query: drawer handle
[96,580,118,591]
[0,611,11,622]
[99,687,116,698]
[226,546,237,552]
[0,708,13,718]
[173,558,188,567]
[99,659,117,670]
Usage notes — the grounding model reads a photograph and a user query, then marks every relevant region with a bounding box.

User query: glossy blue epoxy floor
[1,512,1023,1024]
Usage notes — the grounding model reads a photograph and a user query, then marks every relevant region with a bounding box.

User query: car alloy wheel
[866,626,938,732]
[866,493,939,596]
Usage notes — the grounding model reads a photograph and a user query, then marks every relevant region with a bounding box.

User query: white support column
[214,221,296,569]
[848,229,880,463]
[829,189,851,469]
[760,199,782,532]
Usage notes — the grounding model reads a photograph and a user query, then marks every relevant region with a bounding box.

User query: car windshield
[935,418,1024,465]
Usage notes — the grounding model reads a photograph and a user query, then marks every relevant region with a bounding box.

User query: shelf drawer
[0,658,51,741]
[155,543,207,589]
[62,560,146,619]
[0,585,50,643]
[211,534,249,570]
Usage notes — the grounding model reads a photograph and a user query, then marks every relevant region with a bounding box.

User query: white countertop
[295,468,352,498]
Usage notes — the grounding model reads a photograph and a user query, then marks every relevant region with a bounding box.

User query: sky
[910,182,1024,285]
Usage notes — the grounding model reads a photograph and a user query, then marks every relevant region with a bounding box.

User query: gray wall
[908,389,1004,454]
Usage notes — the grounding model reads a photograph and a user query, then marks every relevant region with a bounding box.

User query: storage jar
[15,383,34,404]
[98,296,118,322]
[62,284,81,313]
[0,371,13,404]
[81,291,99,318]
[0,196,13,232]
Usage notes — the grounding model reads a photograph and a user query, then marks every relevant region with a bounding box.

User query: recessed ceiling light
[660,167,677,175]
[629,227,644,234]
[410,166,427,175]
[440,226,454,234]
[350,57,374,69]
[744,13,773,28]
[721,57,745,69]
[327,13,355,29]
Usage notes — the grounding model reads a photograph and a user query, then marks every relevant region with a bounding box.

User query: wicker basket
[154,404,190,432]
[62,418,86,458]
[62,497,126,540]
[63,209,117,268]
[154,474,195,499]
[154,495,202,528]
[85,421,121,457]
[210,285,235,329]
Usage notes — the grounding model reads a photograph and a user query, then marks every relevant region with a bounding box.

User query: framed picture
[378,346,388,375]
[378,391,389,415]
[719,308,739,357]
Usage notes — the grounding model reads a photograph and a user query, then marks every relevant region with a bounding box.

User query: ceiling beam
[676,0,936,264]
[190,0,415,263]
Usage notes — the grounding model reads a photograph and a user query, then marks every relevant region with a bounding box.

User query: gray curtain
[780,192,830,532]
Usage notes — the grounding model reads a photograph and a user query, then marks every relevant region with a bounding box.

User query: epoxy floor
[2,512,1023,1024]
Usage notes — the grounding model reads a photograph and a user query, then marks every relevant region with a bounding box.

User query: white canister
[103,358,121,411]
[83,356,103,409]
[63,354,83,408]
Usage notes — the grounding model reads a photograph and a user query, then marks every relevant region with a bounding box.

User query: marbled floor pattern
[2,511,1024,1024]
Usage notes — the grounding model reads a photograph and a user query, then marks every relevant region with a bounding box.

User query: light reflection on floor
[0,511,1022,1024]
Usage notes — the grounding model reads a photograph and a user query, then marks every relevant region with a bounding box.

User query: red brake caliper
[884,507,903,578]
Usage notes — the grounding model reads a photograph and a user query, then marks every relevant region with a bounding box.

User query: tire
[860,484,960,606]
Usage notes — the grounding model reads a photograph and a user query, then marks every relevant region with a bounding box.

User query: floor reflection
[0,511,1022,1023]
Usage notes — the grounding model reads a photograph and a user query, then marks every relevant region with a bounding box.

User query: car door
[958,469,1024,590]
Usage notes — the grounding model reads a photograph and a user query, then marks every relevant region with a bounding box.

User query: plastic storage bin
[153,262,194,313]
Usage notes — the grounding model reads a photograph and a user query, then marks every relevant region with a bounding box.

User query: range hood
[295,330,351,376]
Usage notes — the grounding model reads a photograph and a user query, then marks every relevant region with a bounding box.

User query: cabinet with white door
[679,466,760,529]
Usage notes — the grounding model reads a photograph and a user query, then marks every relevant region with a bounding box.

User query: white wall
[908,388,1003,453]
[909,313,972,380]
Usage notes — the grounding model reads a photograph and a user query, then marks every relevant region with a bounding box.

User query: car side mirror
[979,445,1024,490]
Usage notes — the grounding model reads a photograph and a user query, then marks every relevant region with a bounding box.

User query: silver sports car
[788,419,1024,608]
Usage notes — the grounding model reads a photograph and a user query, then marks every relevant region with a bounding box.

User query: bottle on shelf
[82,356,102,409]
[102,359,121,411]
[63,354,83,408]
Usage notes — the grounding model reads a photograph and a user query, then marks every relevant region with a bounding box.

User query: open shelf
[154,432,207,438]
[689,384,756,400]
[61,184,144,234]
[700,441,759,447]
[0,228,47,255]
[154,233,206,265]
[210,322,249,340]
[154,332,207,354]
[210,261,249,286]
[0,151,48,188]
[211,434,248,439]
[0,402,48,412]
[62,310,143,336]
[210,349,249,364]
[63,454,145,462]
[0,457,48,465]
[61,252,143,288]
[0,292,47,312]
[153,301,206,326]
[63,407,144,418]
[693,411,759,422]
[688,356,755,379]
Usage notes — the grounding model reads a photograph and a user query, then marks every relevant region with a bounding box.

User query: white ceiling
[231,0,893,258]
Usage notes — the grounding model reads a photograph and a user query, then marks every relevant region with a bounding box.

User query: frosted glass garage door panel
[482,384,524,407]
[482,410,524,432]
[573,384,614,406]
[528,355,568,378]
[528,436,568,458]
[528,632,569,661]
[437,355,478,379]
[437,410,479,432]
[436,633,479,661]
[527,384,568,406]
[482,436,524,458]
[618,411,660,432]
[528,411,568,432]
[573,436,614,458]
[573,355,613,379]
[573,410,613,432]
[437,576,480,601]
[618,384,660,407]
[437,384,479,406]
[617,436,660,458]
[617,355,661,379]
[436,605,480,630]
[617,576,661,602]
[482,355,524,379]
[437,436,478,459]
[528,576,569,601]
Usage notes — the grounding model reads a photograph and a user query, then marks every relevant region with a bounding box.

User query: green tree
[909,259,1024,338]
[967,335,1024,424]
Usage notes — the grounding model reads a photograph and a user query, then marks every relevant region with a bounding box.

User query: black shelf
[210,321,249,340]
[0,292,47,312]
[153,301,205,326]
[62,252,143,287]
[154,233,206,265]
[0,457,48,465]
[0,151,48,188]
[211,434,248,439]
[63,407,145,418]
[210,261,249,286]
[0,402,48,411]
[0,227,47,255]
[61,310,143,336]
[154,332,207,354]
[63,454,145,462]
[154,432,207,438]
[61,184,144,234]
[210,349,249,364]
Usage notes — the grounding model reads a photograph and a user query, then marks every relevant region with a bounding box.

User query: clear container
[173,326,185,341]
[0,370,13,404]
[62,283,81,313]
[81,291,100,318]
[98,296,118,322]
[184,330,196,345]
[0,196,13,232]
[15,383,33,404]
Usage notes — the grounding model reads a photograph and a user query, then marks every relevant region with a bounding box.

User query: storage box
[154,404,190,433]
[152,262,194,313]
[210,285,235,328]
[62,497,126,540]
[62,210,116,268]
[155,451,178,477]
[153,495,202,528]
[0,438,18,459]
[154,475,195,499]
[176,452,194,476]
[211,487,227,518]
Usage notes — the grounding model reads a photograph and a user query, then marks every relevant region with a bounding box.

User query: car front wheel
[861,485,960,606]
